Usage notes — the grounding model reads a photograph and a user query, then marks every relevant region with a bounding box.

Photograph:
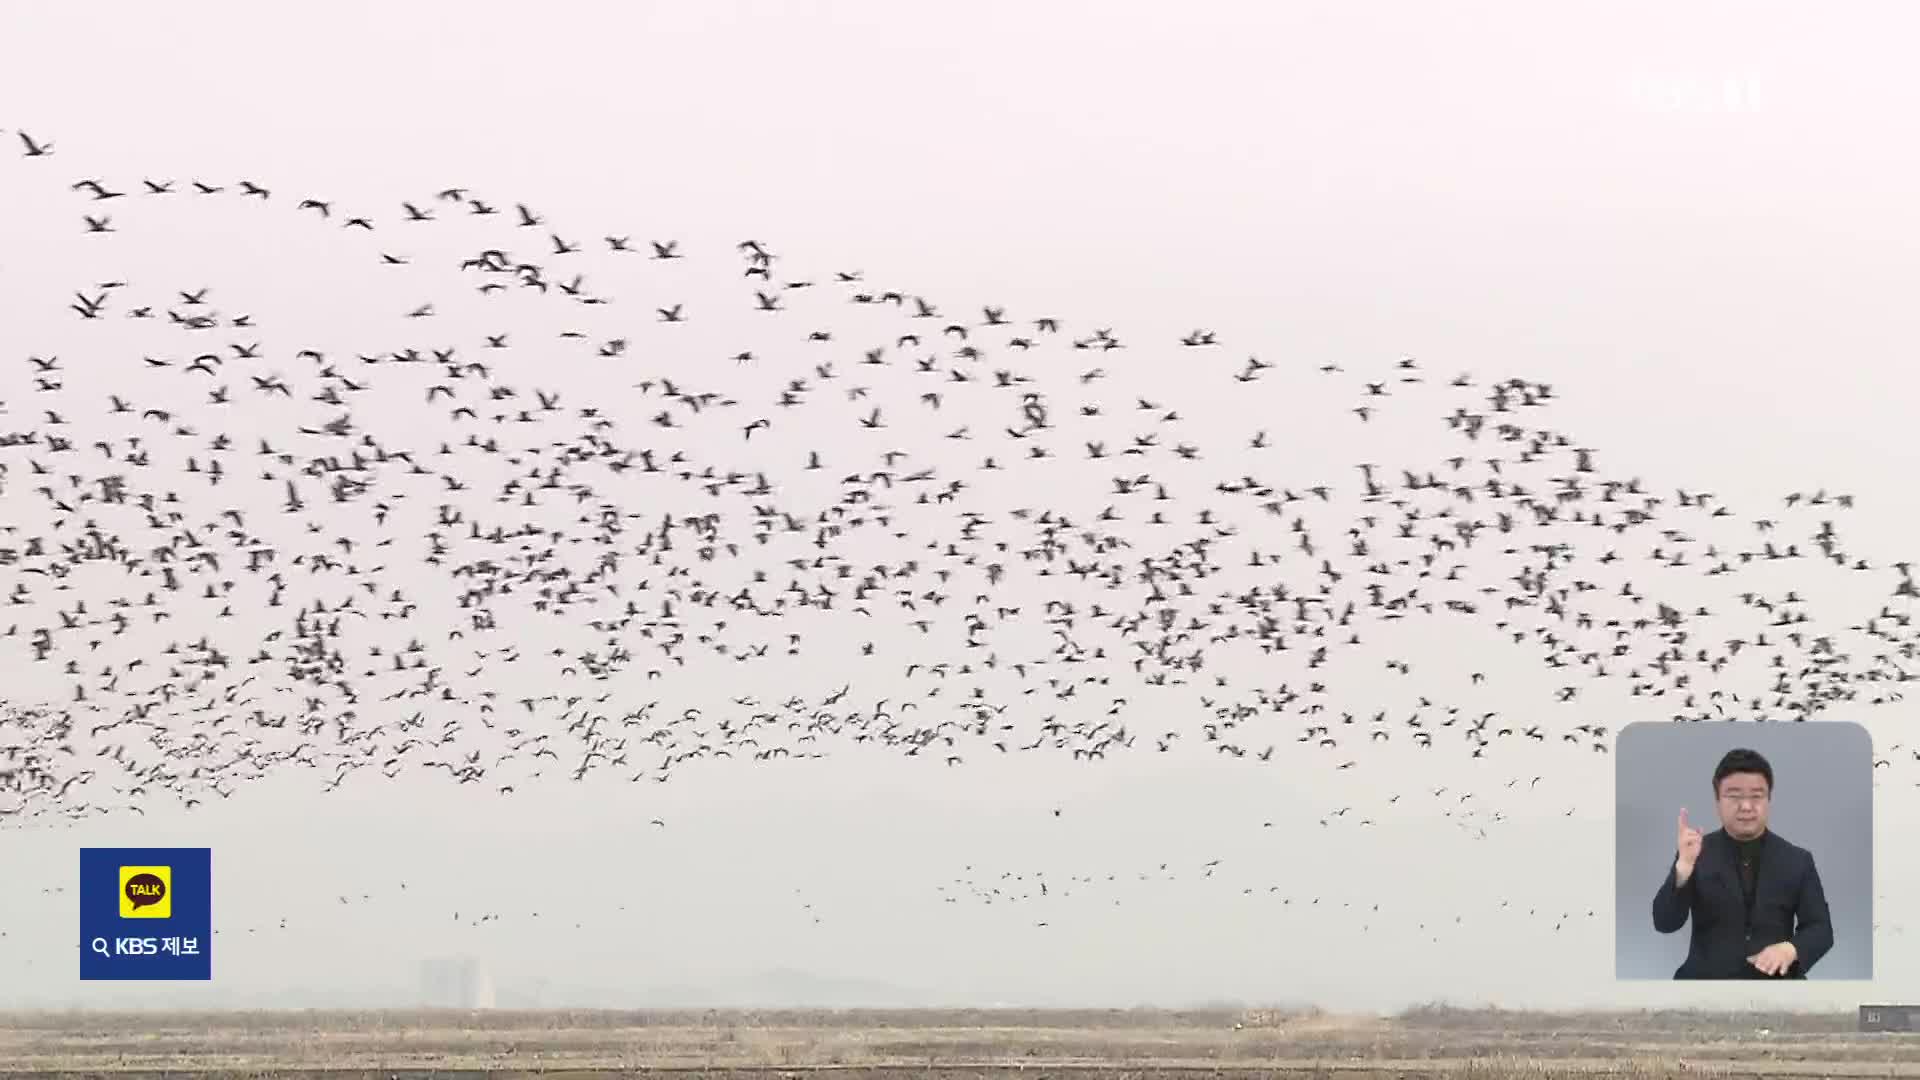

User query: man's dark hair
[1713,748,1773,794]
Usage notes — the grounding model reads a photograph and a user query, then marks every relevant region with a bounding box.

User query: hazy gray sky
[2,1,1918,1012]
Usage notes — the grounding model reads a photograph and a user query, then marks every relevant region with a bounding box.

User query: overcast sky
[1,0,1917,1012]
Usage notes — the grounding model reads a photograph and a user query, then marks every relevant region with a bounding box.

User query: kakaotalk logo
[119,866,172,919]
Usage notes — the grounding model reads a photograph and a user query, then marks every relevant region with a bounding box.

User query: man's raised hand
[1676,808,1704,883]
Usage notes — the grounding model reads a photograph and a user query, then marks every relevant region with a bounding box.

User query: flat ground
[0,1006,1914,1078]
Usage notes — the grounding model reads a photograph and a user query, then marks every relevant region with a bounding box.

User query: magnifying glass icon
[90,937,109,958]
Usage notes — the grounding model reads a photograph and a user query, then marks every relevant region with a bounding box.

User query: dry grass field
[0,1005,1914,1078]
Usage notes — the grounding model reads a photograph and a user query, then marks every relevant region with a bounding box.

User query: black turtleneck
[1734,831,1766,916]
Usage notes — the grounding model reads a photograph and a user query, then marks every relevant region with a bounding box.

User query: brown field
[0,1005,1914,1079]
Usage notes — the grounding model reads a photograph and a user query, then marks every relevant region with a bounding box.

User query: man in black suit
[1651,747,1834,979]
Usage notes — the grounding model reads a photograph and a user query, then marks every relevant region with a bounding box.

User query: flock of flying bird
[3,124,1919,840]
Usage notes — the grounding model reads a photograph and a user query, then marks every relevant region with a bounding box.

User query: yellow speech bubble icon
[119,865,171,919]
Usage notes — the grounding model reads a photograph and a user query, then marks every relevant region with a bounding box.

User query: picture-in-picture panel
[1614,721,1872,981]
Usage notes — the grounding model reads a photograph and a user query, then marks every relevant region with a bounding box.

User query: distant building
[420,955,495,1008]
[1859,1005,1917,1032]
